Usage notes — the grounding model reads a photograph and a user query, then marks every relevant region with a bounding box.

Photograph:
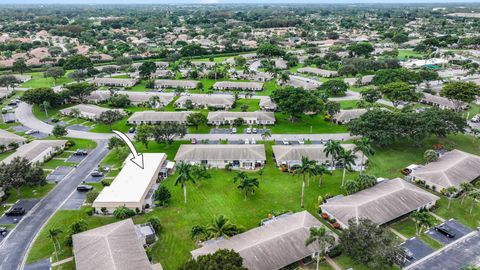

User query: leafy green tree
[154,185,171,207]
[63,82,97,103]
[360,88,382,103]
[468,190,480,214]
[151,122,187,145]
[109,94,131,108]
[338,148,357,188]
[12,58,29,73]
[271,87,323,121]
[47,228,63,262]
[134,124,153,149]
[178,249,247,270]
[233,172,260,200]
[186,113,207,130]
[191,164,211,186]
[380,82,422,108]
[68,70,88,82]
[21,88,59,106]
[0,157,46,196]
[411,211,434,235]
[339,219,403,269]
[63,55,93,70]
[180,44,207,57]
[0,75,20,90]
[440,81,480,111]
[314,164,331,187]
[445,186,457,209]
[305,226,336,270]
[107,137,125,150]
[324,140,342,170]
[325,101,341,117]
[98,110,123,130]
[354,137,375,173]
[347,42,374,57]
[139,61,157,78]
[424,149,438,163]
[52,124,67,138]
[44,67,65,86]
[257,43,285,57]
[319,79,348,97]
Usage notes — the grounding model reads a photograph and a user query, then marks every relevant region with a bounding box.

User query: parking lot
[11,125,29,133]
[425,219,473,245]
[0,199,39,224]
[61,191,87,210]
[67,124,92,132]
[66,152,89,163]
[46,166,75,183]
[401,237,434,266]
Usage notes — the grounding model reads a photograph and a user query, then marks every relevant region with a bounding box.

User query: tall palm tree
[305,226,336,270]
[314,164,331,187]
[206,215,241,239]
[324,141,342,170]
[338,149,357,188]
[242,65,250,75]
[293,156,316,208]
[41,101,50,118]
[411,211,434,235]
[354,137,375,174]
[191,164,211,187]
[460,182,474,204]
[445,186,458,209]
[278,71,290,85]
[47,228,63,262]
[175,162,195,204]
[261,130,272,141]
[468,190,480,214]
[234,172,259,200]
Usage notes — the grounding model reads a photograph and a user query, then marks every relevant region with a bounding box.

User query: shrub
[101,179,112,187]
[321,213,329,219]
[101,207,108,215]
[147,217,162,234]
[113,206,136,219]
[86,190,99,203]
[154,186,171,207]
[327,245,342,258]
[332,222,341,229]
[85,207,94,216]
[66,140,76,148]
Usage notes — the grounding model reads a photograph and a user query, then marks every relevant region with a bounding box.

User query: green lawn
[334,255,370,270]
[391,218,443,250]
[0,150,14,161]
[20,72,73,89]
[339,100,359,109]
[269,113,348,134]
[4,183,55,204]
[230,98,260,112]
[434,197,480,229]
[397,49,424,61]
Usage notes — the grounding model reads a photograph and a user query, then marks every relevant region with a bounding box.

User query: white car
[246,128,252,134]
[244,139,250,144]
[282,138,289,145]
[251,138,256,144]
[252,128,258,134]
[298,139,305,145]
[231,128,237,134]
[25,129,39,135]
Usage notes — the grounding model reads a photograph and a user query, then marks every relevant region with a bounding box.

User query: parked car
[191,138,197,144]
[0,226,7,236]
[5,207,25,216]
[252,128,258,134]
[435,224,455,238]
[25,129,39,135]
[231,128,237,134]
[298,139,305,145]
[251,139,256,144]
[283,138,289,145]
[77,185,93,192]
[246,128,252,134]
[128,127,136,133]
[73,149,88,156]
[90,170,104,177]
[244,139,250,144]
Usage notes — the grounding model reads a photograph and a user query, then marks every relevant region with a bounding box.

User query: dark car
[0,227,7,235]
[77,185,93,192]
[73,149,88,156]
[5,207,25,216]
[128,127,136,133]
[435,224,456,238]
[91,170,104,177]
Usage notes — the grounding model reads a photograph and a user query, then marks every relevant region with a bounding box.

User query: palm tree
[148,95,161,108]
[191,164,211,187]
[278,71,290,85]
[175,162,195,204]
[338,149,357,188]
[468,190,480,214]
[206,215,242,239]
[261,130,272,141]
[41,101,50,118]
[445,186,458,209]
[293,156,316,208]
[345,180,359,195]
[460,182,474,204]
[234,172,260,200]
[305,226,336,270]
[354,137,375,174]
[47,228,63,262]
[314,164,331,187]
[242,65,250,75]
[324,140,342,170]
[411,211,434,235]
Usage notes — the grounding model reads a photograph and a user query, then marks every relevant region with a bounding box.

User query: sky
[3,0,480,4]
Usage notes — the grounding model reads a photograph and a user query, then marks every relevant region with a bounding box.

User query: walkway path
[389,227,408,241]
[326,256,342,270]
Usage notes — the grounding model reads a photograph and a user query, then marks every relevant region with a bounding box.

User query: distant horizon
[2,0,480,5]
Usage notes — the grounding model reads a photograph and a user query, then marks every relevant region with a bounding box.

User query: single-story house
[298,67,338,77]
[93,77,138,87]
[410,149,480,192]
[174,144,266,170]
[231,71,272,82]
[332,109,367,124]
[13,74,32,82]
[420,93,467,111]
[0,88,13,100]
[0,129,27,147]
[73,219,154,270]
[93,153,166,213]
[275,58,288,69]
[191,61,215,68]
[128,111,193,125]
[191,211,334,270]
[175,94,235,109]
[321,178,440,228]
[207,111,275,125]
[155,61,169,68]
[154,79,199,89]
[2,140,67,165]
[213,81,264,91]
[259,97,277,111]
[87,91,174,108]
[284,75,322,90]
[60,104,124,121]
[152,70,174,78]
[94,65,121,72]
[343,75,374,86]
[272,144,364,170]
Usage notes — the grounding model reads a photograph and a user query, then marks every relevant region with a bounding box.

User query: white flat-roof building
[87,91,174,108]
[332,109,368,124]
[154,79,199,89]
[60,104,124,121]
[175,94,235,109]
[93,77,138,87]
[0,129,27,147]
[298,67,339,77]
[127,111,193,125]
[213,81,264,91]
[284,75,322,90]
[207,111,275,125]
[93,153,166,213]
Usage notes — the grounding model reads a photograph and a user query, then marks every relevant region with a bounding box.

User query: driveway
[401,237,434,266]
[425,219,473,245]
[0,140,109,270]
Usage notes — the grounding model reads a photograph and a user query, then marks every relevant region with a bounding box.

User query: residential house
[128,111,193,125]
[332,109,367,124]
[154,79,199,89]
[93,77,138,87]
[60,104,124,121]
[298,67,339,77]
[420,93,467,111]
[0,129,27,147]
[259,97,277,111]
[2,140,67,165]
[213,81,264,91]
[207,111,275,125]
[174,144,266,170]
[175,94,235,109]
[321,178,439,228]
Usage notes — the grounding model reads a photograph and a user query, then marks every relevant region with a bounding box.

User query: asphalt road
[0,140,109,270]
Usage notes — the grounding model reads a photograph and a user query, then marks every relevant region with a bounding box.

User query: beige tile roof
[175,144,266,162]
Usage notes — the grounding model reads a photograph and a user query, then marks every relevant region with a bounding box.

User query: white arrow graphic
[112,130,144,169]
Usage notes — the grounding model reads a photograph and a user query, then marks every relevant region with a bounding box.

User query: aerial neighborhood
[0,2,480,270]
